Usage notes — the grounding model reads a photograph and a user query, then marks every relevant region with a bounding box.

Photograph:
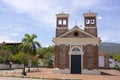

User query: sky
[0,0,120,47]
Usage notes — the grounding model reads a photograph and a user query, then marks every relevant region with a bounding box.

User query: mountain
[99,42,120,54]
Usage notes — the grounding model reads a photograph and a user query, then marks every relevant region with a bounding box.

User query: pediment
[57,26,96,38]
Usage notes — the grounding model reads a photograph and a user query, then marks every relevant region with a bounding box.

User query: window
[91,19,95,24]
[72,47,80,51]
[58,19,62,25]
[63,20,66,25]
[74,32,79,36]
[86,19,90,24]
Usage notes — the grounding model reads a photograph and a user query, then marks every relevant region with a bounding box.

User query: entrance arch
[70,46,82,74]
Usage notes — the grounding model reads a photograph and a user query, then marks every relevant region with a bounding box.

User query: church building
[53,11,101,74]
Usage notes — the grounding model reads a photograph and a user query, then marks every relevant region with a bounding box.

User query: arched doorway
[71,47,82,74]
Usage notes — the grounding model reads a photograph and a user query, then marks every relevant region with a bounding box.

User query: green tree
[112,54,120,62]
[37,48,45,59]
[21,33,41,71]
[37,45,54,67]
[2,45,21,55]
[12,52,25,64]
[31,58,40,67]
[22,34,41,55]
[1,45,13,64]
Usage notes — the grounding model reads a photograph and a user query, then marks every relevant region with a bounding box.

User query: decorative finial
[75,21,77,26]
[89,10,91,13]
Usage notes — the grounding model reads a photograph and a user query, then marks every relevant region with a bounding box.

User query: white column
[69,44,71,69]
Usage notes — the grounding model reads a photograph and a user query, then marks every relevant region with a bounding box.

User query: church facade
[53,11,101,74]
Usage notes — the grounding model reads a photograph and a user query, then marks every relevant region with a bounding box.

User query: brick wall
[54,45,69,69]
[85,28,97,37]
[83,44,98,69]
[56,29,68,37]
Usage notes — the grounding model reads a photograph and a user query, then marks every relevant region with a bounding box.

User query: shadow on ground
[101,72,114,76]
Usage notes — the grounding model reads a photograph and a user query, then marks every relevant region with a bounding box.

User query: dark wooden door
[71,55,81,74]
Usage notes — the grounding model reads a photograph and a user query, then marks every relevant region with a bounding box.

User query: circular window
[74,32,79,36]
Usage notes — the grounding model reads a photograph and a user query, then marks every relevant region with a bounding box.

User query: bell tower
[83,11,97,37]
[56,12,69,37]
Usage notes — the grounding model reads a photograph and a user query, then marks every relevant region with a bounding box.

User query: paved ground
[0,77,41,80]
[0,68,120,80]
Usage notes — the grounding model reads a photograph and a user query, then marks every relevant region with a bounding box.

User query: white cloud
[99,6,120,11]
[0,23,24,42]
[0,7,8,12]
[1,0,107,45]
[0,35,15,43]
[99,31,120,43]
[98,16,102,20]
[11,33,18,36]
[12,24,27,33]
[1,0,103,27]
[71,0,102,9]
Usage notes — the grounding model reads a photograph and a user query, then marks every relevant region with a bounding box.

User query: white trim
[85,27,97,28]
[56,13,69,17]
[69,45,84,74]
[83,12,97,17]
[56,27,68,29]
[53,38,100,46]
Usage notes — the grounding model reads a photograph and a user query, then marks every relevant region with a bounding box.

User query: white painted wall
[109,58,115,68]
[99,56,105,67]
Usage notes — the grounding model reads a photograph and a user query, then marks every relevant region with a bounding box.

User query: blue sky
[0,0,120,47]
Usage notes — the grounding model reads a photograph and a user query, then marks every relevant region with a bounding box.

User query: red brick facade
[53,11,100,74]
[83,45,98,69]
[54,44,99,69]
[54,45,70,69]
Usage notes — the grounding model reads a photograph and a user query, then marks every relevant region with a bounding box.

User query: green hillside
[99,42,120,54]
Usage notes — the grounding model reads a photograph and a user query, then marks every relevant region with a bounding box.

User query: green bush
[31,58,40,67]
[47,60,53,68]
[12,52,25,64]
[115,64,119,70]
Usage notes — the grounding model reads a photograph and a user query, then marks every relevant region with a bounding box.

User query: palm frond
[21,33,40,56]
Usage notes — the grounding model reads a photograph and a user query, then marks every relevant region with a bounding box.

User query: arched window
[91,19,95,24]
[72,47,80,51]
[58,19,62,25]
[63,19,67,25]
[86,19,90,24]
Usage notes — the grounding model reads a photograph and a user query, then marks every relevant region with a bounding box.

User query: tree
[21,33,41,72]
[1,45,13,65]
[112,54,120,62]
[22,34,41,55]
[12,52,25,64]
[37,45,55,67]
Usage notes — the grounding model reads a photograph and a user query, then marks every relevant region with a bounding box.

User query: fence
[0,64,24,69]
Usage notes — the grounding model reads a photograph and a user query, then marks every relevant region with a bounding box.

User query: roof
[0,42,22,46]
[99,52,107,56]
[57,25,96,38]
[56,12,69,17]
[83,11,97,17]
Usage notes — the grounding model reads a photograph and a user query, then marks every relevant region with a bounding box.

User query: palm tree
[22,33,41,74]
